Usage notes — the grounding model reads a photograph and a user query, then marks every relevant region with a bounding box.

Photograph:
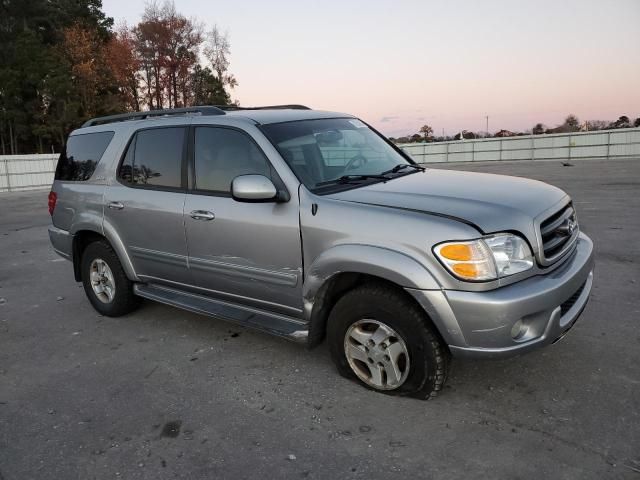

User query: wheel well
[307,272,434,348]
[72,231,106,281]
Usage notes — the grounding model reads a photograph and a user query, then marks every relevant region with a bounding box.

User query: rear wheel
[81,240,139,317]
[327,284,449,399]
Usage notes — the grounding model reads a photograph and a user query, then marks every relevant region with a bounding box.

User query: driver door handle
[190,210,215,221]
[107,201,124,210]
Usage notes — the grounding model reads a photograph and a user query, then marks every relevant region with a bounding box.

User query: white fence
[1,127,639,192]
[399,127,640,163]
[0,154,59,192]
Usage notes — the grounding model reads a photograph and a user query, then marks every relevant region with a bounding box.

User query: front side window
[193,127,271,193]
[261,118,412,191]
[55,131,114,181]
[119,127,185,188]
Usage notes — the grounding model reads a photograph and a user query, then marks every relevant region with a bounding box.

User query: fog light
[511,320,529,340]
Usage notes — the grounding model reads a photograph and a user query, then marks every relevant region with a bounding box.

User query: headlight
[434,233,534,281]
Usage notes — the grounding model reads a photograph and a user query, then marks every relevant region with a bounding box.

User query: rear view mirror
[231,174,280,202]
[316,130,343,144]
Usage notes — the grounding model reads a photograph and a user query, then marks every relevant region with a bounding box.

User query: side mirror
[231,174,284,202]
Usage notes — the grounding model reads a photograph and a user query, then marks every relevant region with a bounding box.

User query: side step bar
[134,283,309,343]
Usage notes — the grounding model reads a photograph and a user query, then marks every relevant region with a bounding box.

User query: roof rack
[214,104,311,111]
[82,106,226,127]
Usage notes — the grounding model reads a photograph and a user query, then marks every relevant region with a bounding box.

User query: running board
[133,283,309,343]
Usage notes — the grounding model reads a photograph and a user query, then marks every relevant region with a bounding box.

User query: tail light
[48,191,57,216]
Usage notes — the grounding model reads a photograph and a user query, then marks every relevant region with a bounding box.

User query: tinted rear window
[118,127,185,189]
[55,131,114,181]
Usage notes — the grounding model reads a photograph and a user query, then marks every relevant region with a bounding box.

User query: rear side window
[55,131,114,181]
[118,127,185,189]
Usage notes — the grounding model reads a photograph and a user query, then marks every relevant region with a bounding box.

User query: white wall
[398,127,640,164]
[0,154,59,192]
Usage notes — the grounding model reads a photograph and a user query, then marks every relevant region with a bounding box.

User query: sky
[101,0,640,137]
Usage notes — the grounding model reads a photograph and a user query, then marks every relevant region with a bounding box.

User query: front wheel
[81,240,140,317]
[327,284,449,399]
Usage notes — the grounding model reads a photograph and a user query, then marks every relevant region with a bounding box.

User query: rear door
[103,126,190,284]
[183,126,303,315]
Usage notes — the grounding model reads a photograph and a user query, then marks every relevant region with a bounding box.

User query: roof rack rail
[214,104,311,111]
[82,106,226,127]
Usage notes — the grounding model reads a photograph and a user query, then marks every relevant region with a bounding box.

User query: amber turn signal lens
[439,244,472,261]
[451,263,478,277]
[434,240,497,280]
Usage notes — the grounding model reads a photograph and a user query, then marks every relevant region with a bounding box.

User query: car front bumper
[407,232,594,359]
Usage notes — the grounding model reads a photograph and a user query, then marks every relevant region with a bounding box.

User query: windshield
[261,118,412,191]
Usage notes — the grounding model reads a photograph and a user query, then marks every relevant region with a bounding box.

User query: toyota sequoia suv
[48,105,594,399]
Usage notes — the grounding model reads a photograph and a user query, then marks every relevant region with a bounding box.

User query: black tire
[327,283,450,399]
[81,240,140,317]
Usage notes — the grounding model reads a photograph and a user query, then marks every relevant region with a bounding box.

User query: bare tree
[585,120,609,131]
[204,25,237,91]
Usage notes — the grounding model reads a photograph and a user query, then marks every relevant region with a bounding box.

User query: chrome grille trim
[540,207,574,236]
[538,203,579,265]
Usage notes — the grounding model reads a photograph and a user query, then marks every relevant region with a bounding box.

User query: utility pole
[485,115,489,137]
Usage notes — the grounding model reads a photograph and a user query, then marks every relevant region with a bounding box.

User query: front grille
[539,203,579,264]
[560,281,587,316]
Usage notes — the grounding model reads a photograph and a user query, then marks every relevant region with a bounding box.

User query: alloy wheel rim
[89,258,116,304]
[344,319,410,390]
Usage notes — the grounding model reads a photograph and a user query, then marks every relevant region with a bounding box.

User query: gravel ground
[0,158,639,479]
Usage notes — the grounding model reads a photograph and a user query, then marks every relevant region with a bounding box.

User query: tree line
[392,114,640,144]
[0,0,236,154]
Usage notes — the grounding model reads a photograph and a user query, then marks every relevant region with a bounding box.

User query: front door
[183,126,303,315]
[104,126,189,284]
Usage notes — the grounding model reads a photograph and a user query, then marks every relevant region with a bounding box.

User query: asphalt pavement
[0,158,639,479]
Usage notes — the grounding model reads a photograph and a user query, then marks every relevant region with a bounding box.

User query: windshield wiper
[380,163,426,176]
[315,174,388,187]
[315,164,425,188]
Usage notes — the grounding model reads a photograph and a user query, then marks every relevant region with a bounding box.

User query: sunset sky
[102,0,640,136]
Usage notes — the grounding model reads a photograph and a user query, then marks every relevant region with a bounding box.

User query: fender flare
[101,219,139,281]
[303,244,442,345]
[72,221,138,282]
[304,244,441,301]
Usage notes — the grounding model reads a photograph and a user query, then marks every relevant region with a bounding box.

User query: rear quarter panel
[51,126,132,234]
[52,182,105,234]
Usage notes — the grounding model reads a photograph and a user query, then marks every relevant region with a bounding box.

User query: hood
[328,169,569,243]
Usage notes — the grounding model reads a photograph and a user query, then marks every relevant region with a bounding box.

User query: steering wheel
[344,154,368,172]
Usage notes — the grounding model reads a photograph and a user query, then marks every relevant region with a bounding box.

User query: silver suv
[48,105,594,399]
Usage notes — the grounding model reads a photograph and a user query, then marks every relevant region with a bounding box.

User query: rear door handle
[190,210,215,221]
[107,201,124,210]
